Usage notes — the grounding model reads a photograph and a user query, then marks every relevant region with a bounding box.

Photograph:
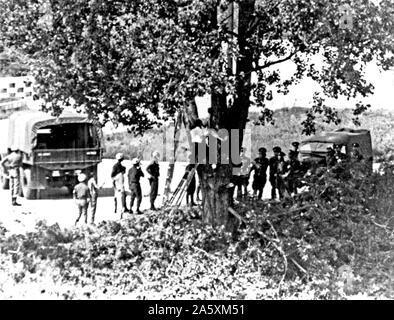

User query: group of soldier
[1,139,365,225]
[229,142,302,202]
[71,139,366,224]
[228,141,365,202]
[70,151,161,225]
[110,151,160,214]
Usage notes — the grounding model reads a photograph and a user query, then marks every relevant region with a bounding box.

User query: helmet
[10,145,19,152]
[78,173,87,182]
[115,153,124,161]
[258,147,267,154]
[352,142,360,148]
[292,141,300,148]
[131,158,140,165]
[152,151,160,159]
[273,146,281,153]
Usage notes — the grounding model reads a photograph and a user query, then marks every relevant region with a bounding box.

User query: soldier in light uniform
[87,172,103,224]
[1,145,22,206]
[146,151,160,210]
[238,147,251,199]
[73,173,90,225]
[111,153,128,216]
[128,158,144,214]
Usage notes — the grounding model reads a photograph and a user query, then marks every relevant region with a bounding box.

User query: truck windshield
[36,123,99,149]
[300,142,334,153]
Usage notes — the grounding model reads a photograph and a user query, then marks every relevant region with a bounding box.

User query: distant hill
[104,107,394,162]
[245,108,394,161]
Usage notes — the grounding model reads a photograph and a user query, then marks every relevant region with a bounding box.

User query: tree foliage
[0,0,393,135]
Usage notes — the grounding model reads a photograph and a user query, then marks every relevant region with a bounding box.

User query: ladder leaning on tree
[164,165,198,209]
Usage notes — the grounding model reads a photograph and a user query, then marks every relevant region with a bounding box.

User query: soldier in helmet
[249,147,269,200]
[111,152,128,216]
[291,142,300,155]
[1,145,22,206]
[128,157,144,214]
[73,173,91,225]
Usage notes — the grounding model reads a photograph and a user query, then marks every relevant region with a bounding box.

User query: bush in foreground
[0,163,393,299]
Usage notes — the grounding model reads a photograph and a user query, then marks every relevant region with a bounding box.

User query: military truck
[0,110,104,199]
[299,128,373,169]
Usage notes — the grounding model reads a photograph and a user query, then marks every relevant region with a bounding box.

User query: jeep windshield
[300,142,334,154]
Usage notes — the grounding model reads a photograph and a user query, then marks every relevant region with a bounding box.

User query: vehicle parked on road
[299,128,373,170]
[0,110,104,199]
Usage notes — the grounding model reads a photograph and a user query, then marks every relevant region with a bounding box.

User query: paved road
[0,160,185,233]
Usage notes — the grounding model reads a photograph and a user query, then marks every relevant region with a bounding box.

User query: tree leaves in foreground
[0,161,393,299]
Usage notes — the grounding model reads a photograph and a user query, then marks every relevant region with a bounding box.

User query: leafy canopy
[0,0,393,134]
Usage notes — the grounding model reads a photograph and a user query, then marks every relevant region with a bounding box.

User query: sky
[195,60,394,118]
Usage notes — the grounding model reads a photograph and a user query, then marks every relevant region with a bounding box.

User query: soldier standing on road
[147,151,160,210]
[128,158,144,214]
[73,173,90,225]
[1,145,22,206]
[269,146,283,200]
[249,147,269,201]
[111,153,128,216]
[88,172,103,224]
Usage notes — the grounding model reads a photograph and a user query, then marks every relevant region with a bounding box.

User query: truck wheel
[22,168,37,200]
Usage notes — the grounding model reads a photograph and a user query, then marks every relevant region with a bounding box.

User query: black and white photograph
[0,0,394,302]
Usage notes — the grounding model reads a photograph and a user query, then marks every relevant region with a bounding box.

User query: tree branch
[252,50,297,72]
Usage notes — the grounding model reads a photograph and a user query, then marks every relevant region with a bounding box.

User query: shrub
[0,161,393,299]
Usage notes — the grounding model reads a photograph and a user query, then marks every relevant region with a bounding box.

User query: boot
[12,198,21,206]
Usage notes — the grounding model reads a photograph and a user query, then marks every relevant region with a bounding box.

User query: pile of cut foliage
[0,162,393,299]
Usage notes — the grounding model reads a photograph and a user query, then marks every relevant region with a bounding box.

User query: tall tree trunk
[197,0,255,227]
